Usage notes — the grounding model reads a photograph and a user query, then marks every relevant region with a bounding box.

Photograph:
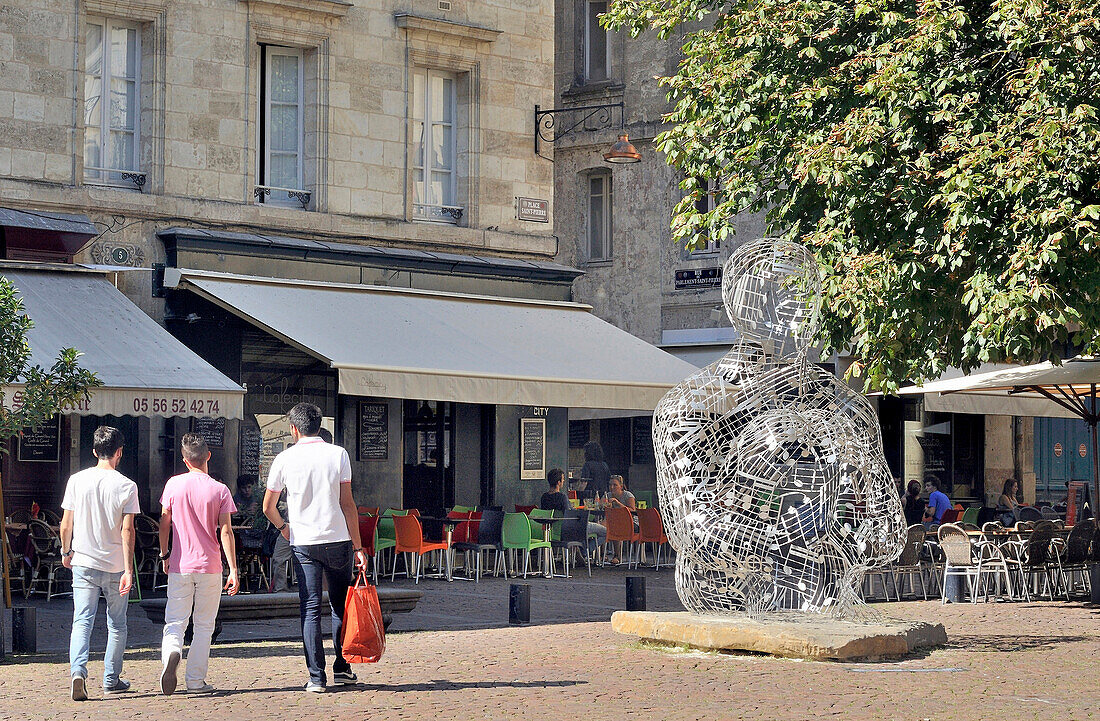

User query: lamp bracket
[534,102,625,160]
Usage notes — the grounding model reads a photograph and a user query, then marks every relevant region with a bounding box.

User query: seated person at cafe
[540,469,572,514]
[233,475,260,518]
[903,480,925,526]
[541,468,607,555]
[922,477,952,526]
[608,475,636,511]
[997,478,1024,523]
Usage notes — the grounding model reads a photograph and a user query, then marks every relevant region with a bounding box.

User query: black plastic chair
[552,510,592,578]
[1018,506,1043,522]
[1052,519,1094,599]
[452,509,505,581]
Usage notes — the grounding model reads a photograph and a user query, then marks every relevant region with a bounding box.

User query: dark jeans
[292,541,353,685]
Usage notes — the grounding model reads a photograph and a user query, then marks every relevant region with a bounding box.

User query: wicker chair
[1014,523,1057,601]
[892,524,928,600]
[2,532,26,597]
[937,523,1013,603]
[1051,519,1094,599]
[133,514,164,591]
[25,519,70,600]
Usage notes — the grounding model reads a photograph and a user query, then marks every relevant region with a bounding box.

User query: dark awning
[0,207,98,260]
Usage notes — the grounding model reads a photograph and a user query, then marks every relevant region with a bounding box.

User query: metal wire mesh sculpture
[653,238,905,616]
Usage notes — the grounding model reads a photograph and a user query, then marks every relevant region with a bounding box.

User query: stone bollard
[509,583,531,625]
[626,576,646,611]
[12,607,35,654]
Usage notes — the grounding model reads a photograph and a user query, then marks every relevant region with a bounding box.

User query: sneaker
[103,679,131,694]
[185,683,215,693]
[304,681,326,693]
[71,676,88,702]
[161,651,180,695]
[332,669,358,685]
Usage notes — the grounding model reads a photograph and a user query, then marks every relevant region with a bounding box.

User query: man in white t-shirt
[263,403,366,693]
[59,425,140,701]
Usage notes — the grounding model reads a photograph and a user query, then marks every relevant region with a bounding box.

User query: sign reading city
[516,197,549,223]
[520,417,546,480]
[674,267,722,290]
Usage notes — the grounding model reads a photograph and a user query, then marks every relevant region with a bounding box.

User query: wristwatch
[276,521,288,532]
[159,551,170,560]
[62,549,74,558]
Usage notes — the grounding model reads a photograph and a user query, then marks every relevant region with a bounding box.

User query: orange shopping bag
[341,571,386,663]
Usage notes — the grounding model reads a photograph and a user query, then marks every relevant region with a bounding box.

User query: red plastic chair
[514,504,536,515]
[605,507,640,566]
[940,509,962,524]
[392,514,450,583]
[637,508,669,569]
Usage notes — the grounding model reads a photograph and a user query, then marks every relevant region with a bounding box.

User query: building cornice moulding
[394,13,501,43]
[84,0,167,21]
[238,0,351,20]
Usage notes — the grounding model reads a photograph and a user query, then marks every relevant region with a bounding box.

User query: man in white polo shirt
[59,425,139,701]
[263,403,366,693]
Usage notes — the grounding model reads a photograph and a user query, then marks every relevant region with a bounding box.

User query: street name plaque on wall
[358,401,389,461]
[520,417,546,480]
[18,415,60,463]
[516,197,549,223]
[674,267,722,290]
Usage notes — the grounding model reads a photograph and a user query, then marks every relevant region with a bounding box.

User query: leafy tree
[605,0,1100,391]
[0,276,98,605]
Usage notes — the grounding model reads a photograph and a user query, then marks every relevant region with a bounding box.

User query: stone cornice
[393,13,501,43]
[239,0,352,20]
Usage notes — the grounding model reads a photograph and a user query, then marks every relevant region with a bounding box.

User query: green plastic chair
[502,512,552,578]
[961,507,980,527]
[633,490,656,510]
[451,505,476,513]
[529,508,561,542]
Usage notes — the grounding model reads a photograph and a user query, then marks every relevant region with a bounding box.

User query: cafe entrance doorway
[403,400,455,517]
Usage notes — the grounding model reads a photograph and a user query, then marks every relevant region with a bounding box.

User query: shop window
[587,172,613,261]
[410,68,462,224]
[83,17,142,186]
[583,0,611,83]
[258,45,307,208]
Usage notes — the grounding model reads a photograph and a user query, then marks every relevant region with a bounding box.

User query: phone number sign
[4,386,241,419]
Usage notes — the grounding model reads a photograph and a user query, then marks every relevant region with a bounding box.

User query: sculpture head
[723,238,821,359]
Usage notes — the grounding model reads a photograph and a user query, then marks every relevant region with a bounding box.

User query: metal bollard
[509,583,531,625]
[12,607,35,654]
[626,575,646,611]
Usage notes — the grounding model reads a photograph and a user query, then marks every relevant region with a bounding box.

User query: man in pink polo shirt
[157,433,240,695]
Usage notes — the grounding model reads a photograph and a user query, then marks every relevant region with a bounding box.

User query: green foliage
[604,0,1100,391]
[0,277,98,450]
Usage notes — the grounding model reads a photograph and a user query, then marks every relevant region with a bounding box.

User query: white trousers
[161,572,223,689]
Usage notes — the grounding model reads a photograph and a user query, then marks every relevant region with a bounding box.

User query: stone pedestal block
[611,611,946,661]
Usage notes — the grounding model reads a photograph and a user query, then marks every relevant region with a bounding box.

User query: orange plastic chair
[604,507,640,566]
[392,514,450,583]
[637,508,670,569]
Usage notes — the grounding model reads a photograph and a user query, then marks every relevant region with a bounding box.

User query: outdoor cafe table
[528,516,567,578]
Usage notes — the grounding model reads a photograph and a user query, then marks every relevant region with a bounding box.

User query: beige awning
[171,269,697,411]
[1,265,244,418]
[891,360,1095,419]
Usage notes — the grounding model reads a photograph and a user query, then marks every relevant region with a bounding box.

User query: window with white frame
[83,17,141,185]
[587,173,612,260]
[411,68,460,223]
[584,0,611,83]
[258,45,305,207]
[692,177,721,253]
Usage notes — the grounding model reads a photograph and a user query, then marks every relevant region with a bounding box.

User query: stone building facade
[0,0,588,517]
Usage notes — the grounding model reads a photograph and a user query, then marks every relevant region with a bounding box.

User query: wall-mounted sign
[568,420,589,449]
[1054,442,1063,457]
[239,425,262,478]
[1079,443,1088,458]
[190,416,226,449]
[520,417,546,480]
[357,401,389,461]
[631,416,654,466]
[516,197,549,223]
[674,267,722,290]
[18,415,60,463]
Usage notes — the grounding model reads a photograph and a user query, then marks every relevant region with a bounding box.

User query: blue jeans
[292,541,353,685]
[70,565,128,687]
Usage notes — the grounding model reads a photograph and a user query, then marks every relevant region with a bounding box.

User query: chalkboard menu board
[357,401,389,461]
[18,415,60,463]
[569,420,589,449]
[520,417,546,480]
[239,426,262,478]
[631,416,654,465]
[191,416,226,448]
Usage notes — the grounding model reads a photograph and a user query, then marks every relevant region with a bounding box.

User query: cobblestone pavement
[2,566,1099,720]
